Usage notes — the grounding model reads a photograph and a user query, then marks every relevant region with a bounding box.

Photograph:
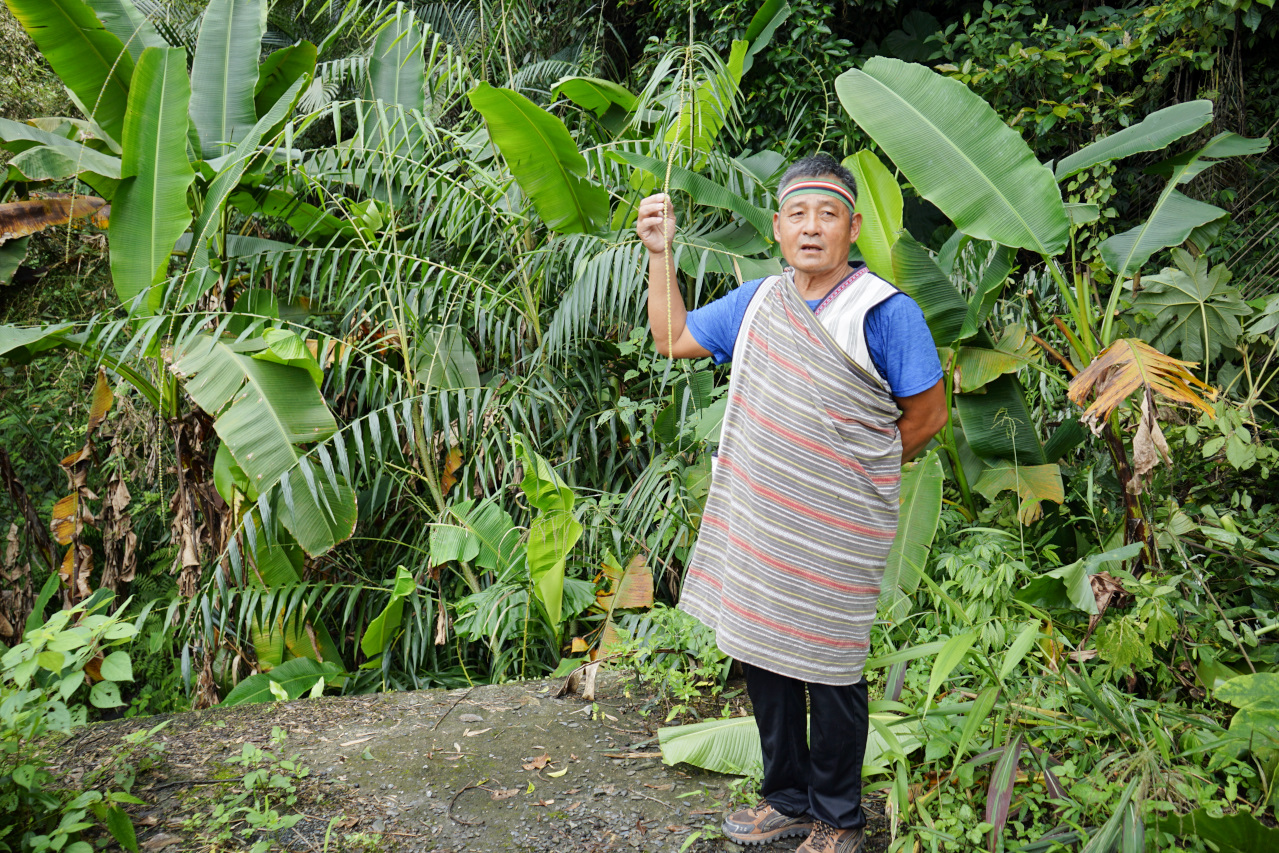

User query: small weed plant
[0,583,150,853]
[183,726,309,851]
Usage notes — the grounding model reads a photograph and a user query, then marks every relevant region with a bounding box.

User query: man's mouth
[800,243,823,252]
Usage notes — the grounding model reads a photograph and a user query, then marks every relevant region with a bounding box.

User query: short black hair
[779,154,857,204]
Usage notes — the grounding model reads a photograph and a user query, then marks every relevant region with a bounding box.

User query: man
[636,154,947,853]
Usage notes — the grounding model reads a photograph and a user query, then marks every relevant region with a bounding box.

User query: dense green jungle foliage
[1,0,1278,850]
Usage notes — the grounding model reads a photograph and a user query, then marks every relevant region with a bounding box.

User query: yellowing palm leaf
[974,462,1064,525]
[1067,338,1215,431]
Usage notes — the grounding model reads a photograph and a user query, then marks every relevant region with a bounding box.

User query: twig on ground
[448,780,487,826]
[431,686,479,732]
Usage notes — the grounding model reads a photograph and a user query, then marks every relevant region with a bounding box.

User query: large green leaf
[659,716,762,776]
[881,450,942,621]
[955,374,1046,465]
[221,657,341,706]
[1098,190,1225,281]
[1098,133,1267,279]
[1131,249,1250,364]
[181,74,309,305]
[835,57,1068,255]
[1154,809,1279,853]
[741,0,790,74]
[1054,100,1213,181]
[253,42,316,136]
[526,511,582,630]
[0,117,122,180]
[470,82,608,234]
[108,46,194,314]
[514,434,575,514]
[974,462,1064,525]
[86,0,166,64]
[360,566,415,658]
[6,0,134,146]
[890,233,968,346]
[431,499,519,571]
[658,712,919,776]
[273,458,358,556]
[845,149,902,280]
[512,436,581,628]
[189,0,267,158]
[1015,542,1143,614]
[614,151,774,241]
[365,3,425,111]
[955,324,1039,393]
[173,334,355,556]
[551,77,638,116]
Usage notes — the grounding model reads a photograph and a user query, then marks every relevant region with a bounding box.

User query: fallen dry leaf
[522,753,550,771]
[535,799,556,807]
[140,834,183,851]
[690,808,719,815]
[644,783,674,791]
[463,727,492,737]
[490,788,519,801]
[666,825,691,833]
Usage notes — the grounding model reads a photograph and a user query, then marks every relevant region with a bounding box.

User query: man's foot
[721,801,814,846]
[797,821,865,853]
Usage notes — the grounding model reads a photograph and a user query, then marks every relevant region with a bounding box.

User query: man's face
[772,182,862,278]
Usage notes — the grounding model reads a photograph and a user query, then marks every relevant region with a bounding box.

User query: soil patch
[51,673,891,852]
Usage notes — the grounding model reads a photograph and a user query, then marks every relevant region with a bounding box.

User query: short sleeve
[683,278,768,364]
[865,293,943,397]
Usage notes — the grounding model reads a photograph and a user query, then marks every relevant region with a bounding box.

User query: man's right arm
[637,193,712,359]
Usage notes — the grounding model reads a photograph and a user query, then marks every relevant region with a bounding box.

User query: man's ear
[773,211,781,243]
[848,211,863,244]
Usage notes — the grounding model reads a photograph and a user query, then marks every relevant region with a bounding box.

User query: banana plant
[835,57,1267,544]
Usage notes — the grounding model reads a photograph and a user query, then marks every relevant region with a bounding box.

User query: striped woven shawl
[680,268,902,685]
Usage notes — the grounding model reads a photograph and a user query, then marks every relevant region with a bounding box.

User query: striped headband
[778,179,856,215]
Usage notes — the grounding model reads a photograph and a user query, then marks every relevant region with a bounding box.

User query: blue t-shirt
[685,271,943,398]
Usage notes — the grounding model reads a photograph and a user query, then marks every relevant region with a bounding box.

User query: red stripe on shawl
[721,597,870,649]
[719,456,897,540]
[736,395,899,487]
[702,515,881,595]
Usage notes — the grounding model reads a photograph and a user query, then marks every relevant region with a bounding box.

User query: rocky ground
[51,673,891,852]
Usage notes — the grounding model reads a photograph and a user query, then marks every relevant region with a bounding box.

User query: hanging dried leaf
[570,636,589,653]
[1129,390,1171,495]
[0,194,108,243]
[596,553,654,612]
[0,449,57,570]
[51,494,79,545]
[441,446,463,495]
[86,368,115,436]
[100,445,137,593]
[434,606,449,645]
[974,462,1065,525]
[1067,338,1215,434]
[0,523,33,645]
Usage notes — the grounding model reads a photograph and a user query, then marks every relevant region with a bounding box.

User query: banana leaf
[85,0,166,63]
[108,46,194,315]
[221,657,341,706]
[365,4,425,112]
[470,82,609,234]
[881,450,942,621]
[0,117,122,180]
[189,0,267,157]
[551,76,638,116]
[955,374,1046,466]
[836,57,1068,255]
[845,149,902,280]
[1054,100,1213,181]
[1100,133,1268,279]
[174,334,356,556]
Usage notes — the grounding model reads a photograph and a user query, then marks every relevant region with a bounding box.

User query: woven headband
[778,179,856,215]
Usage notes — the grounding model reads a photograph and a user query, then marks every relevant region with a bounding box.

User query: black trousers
[744,661,869,830]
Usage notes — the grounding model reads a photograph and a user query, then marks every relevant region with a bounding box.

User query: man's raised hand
[636,193,676,255]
